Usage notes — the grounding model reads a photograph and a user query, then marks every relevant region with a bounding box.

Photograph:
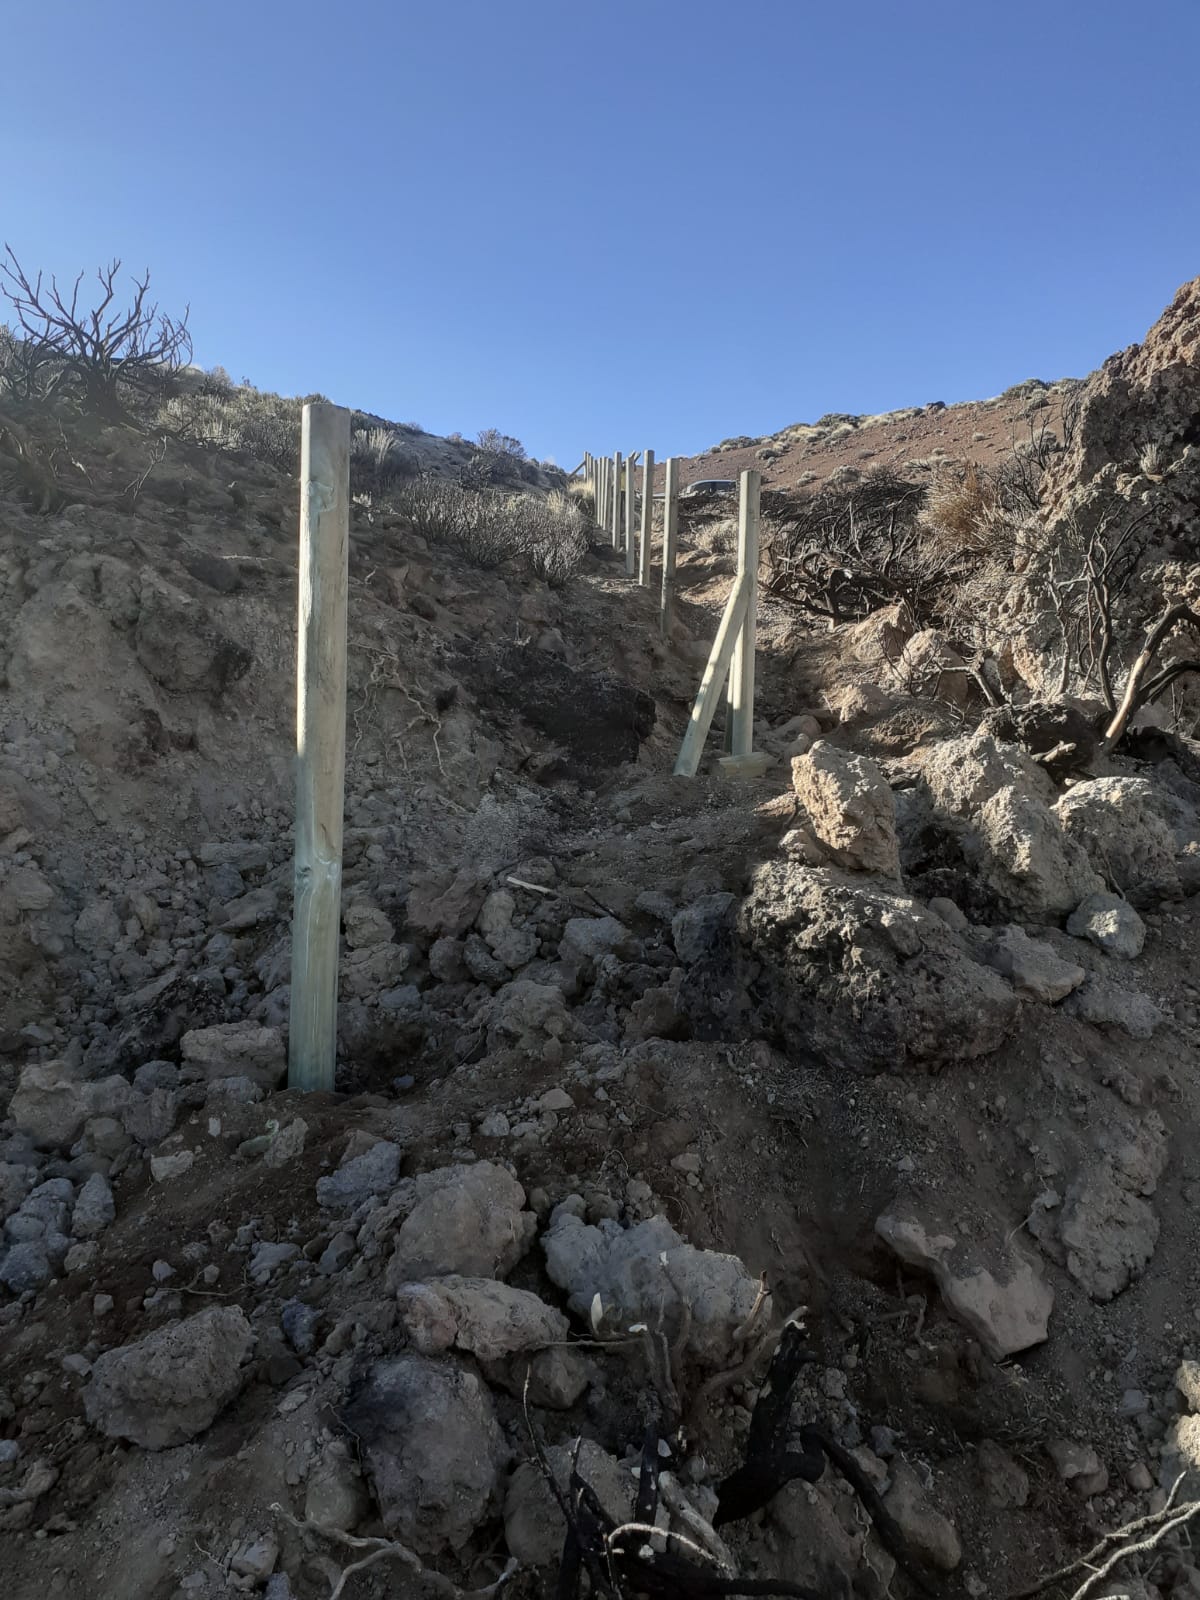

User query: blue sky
[3,0,1198,464]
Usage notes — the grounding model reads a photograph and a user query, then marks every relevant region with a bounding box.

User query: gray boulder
[740,864,1017,1071]
[380,1162,537,1285]
[1064,977,1163,1039]
[968,786,1104,921]
[1053,777,1180,906]
[344,1355,506,1554]
[84,1306,254,1449]
[179,1023,285,1088]
[979,926,1085,1002]
[316,1140,403,1211]
[542,1210,765,1367]
[1067,891,1146,958]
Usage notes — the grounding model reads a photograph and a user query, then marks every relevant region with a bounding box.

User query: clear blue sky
[4,1,1198,464]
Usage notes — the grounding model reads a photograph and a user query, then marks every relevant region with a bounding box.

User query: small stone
[1127,1461,1154,1491]
[537,1088,574,1114]
[150,1149,195,1183]
[230,1533,279,1581]
[316,1141,402,1211]
[883,1463,961,1571]
[319,1232,357,1276]
[93,1294,114,1316]
[281,1300,319,1357]
[1067,892,1146,959]
[151,1260,175,1283]
[478,1112,510,1139]
[1047,1439,1108,1497]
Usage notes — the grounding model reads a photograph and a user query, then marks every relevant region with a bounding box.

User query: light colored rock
[846,601,916,666]
[980,926,1086,1002]
[1059,1167,1161,1302]
[230,1534,279,1581]
[1177,1361,1200,1413]
[837,681,903,723]
[443,1278,564,1359]
[1047,1440,1108,1497]
[875,1209,1053,1359]
[1162,1414,1200,1495]
[8,1062,130,1151]
[340,942,411,998]
[344,1355,506,1555]
[1067,892,1146,958]
[741,865,1017,1071]
[970,785,1104,920]
[84,1306,254,1449]
[304,1439,371,1533]
[917,733,1055,818]
[1054,777,1180,906]
[180,1023,285,1088]
[150,1149,194,1183]
[381,1162,537,1285]
[482,980,569,1056]
[542,1210,766,1367]
[895,628,972,709]
[883,1463,961,1572]
[791,741,900,878]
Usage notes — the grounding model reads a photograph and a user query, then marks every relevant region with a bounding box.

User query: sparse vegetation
[0,248,191,413]
[391,476,587,585]
[761,466,954,626]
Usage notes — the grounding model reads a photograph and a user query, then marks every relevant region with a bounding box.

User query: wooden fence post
[638,448,654,588]
[673,577,751,776]
[611,451,622,549]
[729,469,760,756]
[660,456,679,637]
[624,451,637,576]
[289,401,351,1092]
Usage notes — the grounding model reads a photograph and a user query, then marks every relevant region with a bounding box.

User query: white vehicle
[680,479,737,499]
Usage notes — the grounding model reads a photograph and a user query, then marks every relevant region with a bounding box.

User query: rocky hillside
[3,286,1200,1600]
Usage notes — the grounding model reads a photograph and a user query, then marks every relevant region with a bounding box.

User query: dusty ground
[2,315,1200,1600]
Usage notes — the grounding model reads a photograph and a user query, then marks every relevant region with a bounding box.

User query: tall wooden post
[624,451,636,576]
[289,401,351,1091]
[611,451,622,549]
[729,469,760,757]
[638,448,655,588]
[660,456,680,638]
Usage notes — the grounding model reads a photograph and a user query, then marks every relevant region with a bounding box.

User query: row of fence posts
[285,405,765,1093]
[579,451,762,781]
